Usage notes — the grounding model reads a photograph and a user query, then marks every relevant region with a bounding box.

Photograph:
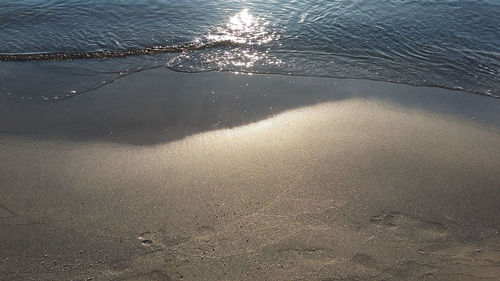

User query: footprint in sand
[370,212,448,242]
[350,253,380,269]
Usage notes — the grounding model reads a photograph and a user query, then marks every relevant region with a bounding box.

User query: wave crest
[0,40,243,62]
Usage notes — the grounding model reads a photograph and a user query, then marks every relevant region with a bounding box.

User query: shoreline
[1,66,499,146]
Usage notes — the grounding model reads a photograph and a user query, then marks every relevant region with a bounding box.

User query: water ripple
[0,0,499,97]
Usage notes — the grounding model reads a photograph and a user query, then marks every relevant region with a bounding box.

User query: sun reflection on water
[229,9,254,30]
[170,9,282,71]
[206,9,277,46]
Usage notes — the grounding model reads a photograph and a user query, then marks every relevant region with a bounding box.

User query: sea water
[0,0,499,98]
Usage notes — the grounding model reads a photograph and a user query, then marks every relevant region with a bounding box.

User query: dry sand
[1,68,499,280]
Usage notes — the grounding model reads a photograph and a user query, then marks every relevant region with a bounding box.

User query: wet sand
[1,68,499,281]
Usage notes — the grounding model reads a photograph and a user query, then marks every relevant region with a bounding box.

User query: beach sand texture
[1,68,499,280]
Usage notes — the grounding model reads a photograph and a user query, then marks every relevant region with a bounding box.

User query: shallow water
[0,0,499,97]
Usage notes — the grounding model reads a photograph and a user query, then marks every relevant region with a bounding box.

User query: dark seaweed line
[0,40,241,62]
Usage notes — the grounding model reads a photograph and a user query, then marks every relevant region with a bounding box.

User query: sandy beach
[1,68,499,281]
